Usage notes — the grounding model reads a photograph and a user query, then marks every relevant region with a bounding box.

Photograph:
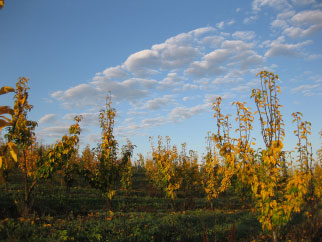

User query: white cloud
[183,83,198,91]
[189,26,216,36]
[213,70,245,85]
[271,19,289,29]
[185,49,231,77]
[252,0,292,11]
[63,112,99,127]
[123,49,160,77]
[159,45,200,69]
[227,19,235,26]
[202,35,225,48]
[243,15,258,24]
[38,126,70,139]
[169,104,207,122]
[204,93,234,104]
[159,72,185,90]
[96,65,129,80]
[51,84,103,108]
[277,10,296,19]
[291,0,316,6]
[232,31,256,40]
[306,54,322,60]
[291,83,321,96]
[39,114,57,125]
[142,117,168,127]
[92,78,156,102]
[216,21,225,29]
[264,36,312,57]
[221,40,255,51]
[216,20,235,30]
[143,95,176,110]
[231,80,258,92]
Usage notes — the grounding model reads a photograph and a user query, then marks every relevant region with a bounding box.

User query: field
[0,168,268,242]
[1,72,322,242]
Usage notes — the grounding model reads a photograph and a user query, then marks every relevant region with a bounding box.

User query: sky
[1,0,322,159]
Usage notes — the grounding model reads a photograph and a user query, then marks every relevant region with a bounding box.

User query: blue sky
[1,0,322,158]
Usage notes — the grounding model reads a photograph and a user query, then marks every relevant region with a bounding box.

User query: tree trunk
[170,199,175,211]
[272,230,278,242]
[106,196,113,210]
[23,150,30,217]
[210,200,214,210]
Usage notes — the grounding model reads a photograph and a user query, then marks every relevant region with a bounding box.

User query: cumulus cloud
[291,83,321,96]
[243,15,258,24]
[37,126,70,140]
[185,49,231,77]
[213,70,245,85]
[264,36,312,57]
[291,0,316,5]
[142,117,168,127]
[63,112,99,127]
[93,65,130,81]
[39,114,57,125]
[183,83,198,91]
[286,9,322,37]
[92,78,156,101]
[252,0,291,11]
[159,72,185,90]
[231,80,258,92]
[123,49,160,77]
[143,95,176,110]
[168,104,207,122]
[232,31,256,40]
[202,35,225,48]
[271,19,289,29]
[158,45,200,69]
[51,84,103,108]
[216,20,235,30]
[189,26,216,36]
[204,93,235,104]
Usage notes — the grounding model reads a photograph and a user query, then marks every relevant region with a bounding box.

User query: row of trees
[0,78,133,216]
[1,72,322,241]
[143,72,322,241]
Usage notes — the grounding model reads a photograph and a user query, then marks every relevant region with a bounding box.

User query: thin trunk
[272,230,278,242]
[170,199,175,211]
[106,196,113,210]
[23,150,29,217]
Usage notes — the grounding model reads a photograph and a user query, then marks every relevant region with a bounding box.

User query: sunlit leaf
[0,86,14,95]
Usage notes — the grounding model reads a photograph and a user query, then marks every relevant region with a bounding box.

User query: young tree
[178,144,200,210]
[84,96,134,210]
[149,136,182,209]
[211,71,316,241]
[4,78,38,216]
[1,78,83,216]
[0,85,18,175]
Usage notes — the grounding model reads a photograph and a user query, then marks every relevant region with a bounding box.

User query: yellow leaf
[10,150,17,162]
[0,156,2,168]
[0,122,8,132]
[7,142,18,162]
[0,86,14,95]
[0,106,14,116]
